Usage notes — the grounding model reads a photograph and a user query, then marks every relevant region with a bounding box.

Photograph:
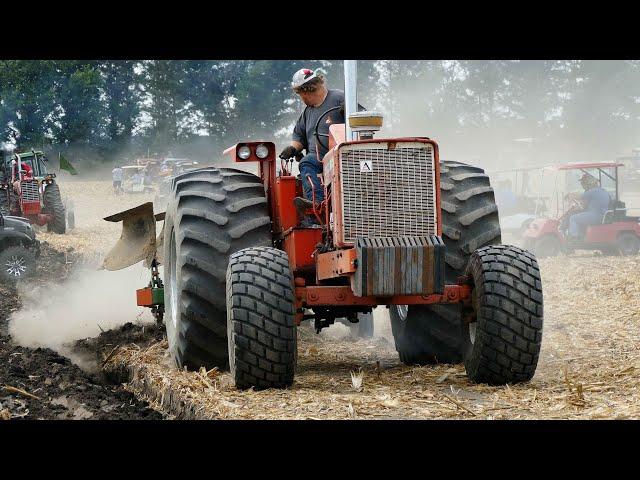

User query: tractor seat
[602,199,628,223]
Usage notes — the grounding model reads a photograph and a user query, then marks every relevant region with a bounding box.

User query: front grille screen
[21,181,40,202]
[340,143,437,243]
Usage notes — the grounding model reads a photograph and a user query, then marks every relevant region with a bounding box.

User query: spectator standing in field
[112,165,123,194]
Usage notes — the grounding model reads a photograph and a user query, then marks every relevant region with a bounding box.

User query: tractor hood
[1,215,36,240]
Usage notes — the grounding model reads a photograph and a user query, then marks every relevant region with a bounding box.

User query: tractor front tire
[163,167,272,371]
[463,245,543,385]
[617,232,640,256]
[227,247,297,390]
[390,160,502,365]
[43,183,66,234]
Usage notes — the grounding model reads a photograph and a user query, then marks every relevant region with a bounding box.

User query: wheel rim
[468,322,477,345]
[395,305,408,322]
[5,255,27,277]
[168,233,178,329]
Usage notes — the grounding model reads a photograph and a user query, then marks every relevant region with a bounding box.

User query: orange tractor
[103,61,544,389]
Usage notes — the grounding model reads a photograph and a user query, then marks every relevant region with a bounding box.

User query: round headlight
[238,145,251,160]
[255,144,269,159]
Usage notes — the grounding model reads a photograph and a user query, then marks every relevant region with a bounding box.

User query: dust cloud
[8,263,154,370]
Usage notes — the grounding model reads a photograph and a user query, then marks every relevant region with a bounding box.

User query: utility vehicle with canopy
[522,162,640,257]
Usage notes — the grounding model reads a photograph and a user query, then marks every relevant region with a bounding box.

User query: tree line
[0,60,638,166]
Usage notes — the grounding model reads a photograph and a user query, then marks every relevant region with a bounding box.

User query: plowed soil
[4,178,640,420]
[0,241,162,420]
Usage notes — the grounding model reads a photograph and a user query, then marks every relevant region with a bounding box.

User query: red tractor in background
[103,61,544,389]
[0,149,68,234]
[522,162,640,257]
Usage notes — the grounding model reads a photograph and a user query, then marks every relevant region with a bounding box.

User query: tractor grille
[21,180,40,202]
[339,143,437,244]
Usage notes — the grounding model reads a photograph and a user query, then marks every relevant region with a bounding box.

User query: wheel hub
[395,305,408,322]
[5,255,27,277]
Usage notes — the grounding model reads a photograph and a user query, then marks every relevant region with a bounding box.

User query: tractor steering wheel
[313,105,343,154]
[569,198,582,210]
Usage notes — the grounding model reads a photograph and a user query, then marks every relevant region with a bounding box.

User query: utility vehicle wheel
[0,246,36,283]
[599,246,619,256]
[348,312,374,339]
[43,183,66,234]
[391,160,501,365]
[525,235,561,258]
[227,247,297,390]
[617,232,640,256]
[463,245,543,385]
[163,167,271,371]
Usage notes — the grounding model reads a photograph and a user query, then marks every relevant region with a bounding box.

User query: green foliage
[0,60,639,166]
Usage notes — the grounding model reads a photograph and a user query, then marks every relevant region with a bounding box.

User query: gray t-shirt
[582,187,611,214]
[292,89,346,159]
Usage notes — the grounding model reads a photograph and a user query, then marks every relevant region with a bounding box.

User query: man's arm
[280,111,307,159]
[579,190,595,209]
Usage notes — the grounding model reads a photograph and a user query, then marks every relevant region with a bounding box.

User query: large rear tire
[227,247,297,390]
[391,160,502,365]
[163,167,272,371]
[43,183,66,234]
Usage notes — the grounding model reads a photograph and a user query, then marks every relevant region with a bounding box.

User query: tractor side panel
[283,229,323,271]
[585,222,640,243]
[274,176,299,232]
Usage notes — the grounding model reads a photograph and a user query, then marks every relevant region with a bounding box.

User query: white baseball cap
[291,68,320,90]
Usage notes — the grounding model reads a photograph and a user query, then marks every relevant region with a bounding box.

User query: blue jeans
[298,153,324,203]
[569,211,603,237]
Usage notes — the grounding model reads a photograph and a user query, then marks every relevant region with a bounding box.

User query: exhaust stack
[344,60,358,141]
[344,60,383,141]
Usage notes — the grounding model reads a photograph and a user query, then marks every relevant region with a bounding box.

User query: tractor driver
[567,173,611,240]
[10,158,32,195]
[278,68,346,225]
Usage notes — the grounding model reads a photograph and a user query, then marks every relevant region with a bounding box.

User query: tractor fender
[0,229,34,247]
[522,217,560,240]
